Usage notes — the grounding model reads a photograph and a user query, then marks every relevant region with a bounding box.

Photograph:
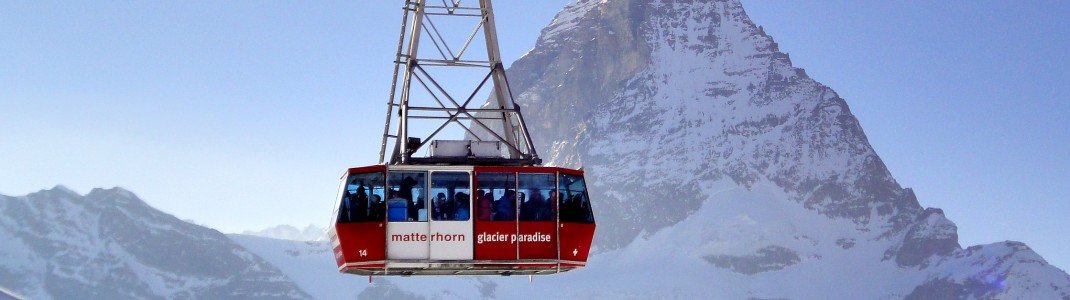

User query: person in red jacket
[477,190,493,220]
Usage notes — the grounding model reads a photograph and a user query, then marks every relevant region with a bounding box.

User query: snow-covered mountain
[0,186,309,299]
[456,0,1070,298]
[241,225,326,242]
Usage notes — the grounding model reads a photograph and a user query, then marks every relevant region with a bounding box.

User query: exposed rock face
[0,187,309,299]
[704,245,801,275]
[894,208,961,267]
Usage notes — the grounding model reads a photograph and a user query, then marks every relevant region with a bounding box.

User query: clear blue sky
[1,1,1066,270]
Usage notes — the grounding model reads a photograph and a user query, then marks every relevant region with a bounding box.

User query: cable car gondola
[328,0,595,276]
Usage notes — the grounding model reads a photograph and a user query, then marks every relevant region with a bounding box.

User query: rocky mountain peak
[501,0,921,249]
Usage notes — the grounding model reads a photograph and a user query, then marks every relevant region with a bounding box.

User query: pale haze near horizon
[1,1,1067,270]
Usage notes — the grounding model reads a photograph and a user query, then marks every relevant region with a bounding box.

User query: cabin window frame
[337,171,386,223]
[386,171,429,222]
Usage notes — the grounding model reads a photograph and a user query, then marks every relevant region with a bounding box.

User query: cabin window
[387,171,427,222]
[518,173,555,221]
[559,173,594,223]
[430,172,471,221]
[475,172,516,221]
[338,172,385,223]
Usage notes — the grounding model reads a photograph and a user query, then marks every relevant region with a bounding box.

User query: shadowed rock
[704,246,801,275]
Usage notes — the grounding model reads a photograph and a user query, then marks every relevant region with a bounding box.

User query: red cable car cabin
[328,165,596,276]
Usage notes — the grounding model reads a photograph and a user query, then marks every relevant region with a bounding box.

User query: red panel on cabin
[558,222,595,263]
[557,167,584,176]
[346,165,386,177]
[518,221,557,259]
[473,221,518,260]
[334,222,386,266]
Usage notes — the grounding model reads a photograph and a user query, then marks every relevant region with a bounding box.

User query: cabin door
[386,171,430,261]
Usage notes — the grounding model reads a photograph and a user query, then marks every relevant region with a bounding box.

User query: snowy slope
[227,234,504,299]
[260,184,1066,299]
[0,187,309,299]
[226,235,364,299]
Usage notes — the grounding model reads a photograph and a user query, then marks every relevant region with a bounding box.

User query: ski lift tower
[379,0,541,166]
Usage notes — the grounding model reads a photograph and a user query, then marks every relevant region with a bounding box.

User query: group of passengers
[384,176,473,222]
[342,175,590,223]
[559,192,592,222]
[476,189,555,221]
[341,180,384,222]
[387,176,423,221]
[431,192,470,221]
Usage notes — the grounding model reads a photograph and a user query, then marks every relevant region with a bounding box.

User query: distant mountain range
[242,224,326,242]
[0,187,308,299]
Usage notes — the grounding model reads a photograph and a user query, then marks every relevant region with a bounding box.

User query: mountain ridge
[0,186,310,299]
[241,224,326,242]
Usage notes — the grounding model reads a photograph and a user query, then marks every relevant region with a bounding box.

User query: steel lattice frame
[378,0,540,166]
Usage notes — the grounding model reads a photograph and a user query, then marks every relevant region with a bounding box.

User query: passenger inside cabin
[525,190,554,221]
[415,196,426,221]
[444,191,457,219]
[478,190,493,220]
[455,192,470,220]
[519,190,533,220]
[352,180,369,221]
[518,190,551,221]
[494,190,516,220]
[433,192,447,220]
[576,194,593,222]
[399,176,418,220]
[561,192,579,221]
[369,194,384,220]
[387,189,408,222]
[545,192,558,220]
[340,188,353,222]
[561,193,592,222]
